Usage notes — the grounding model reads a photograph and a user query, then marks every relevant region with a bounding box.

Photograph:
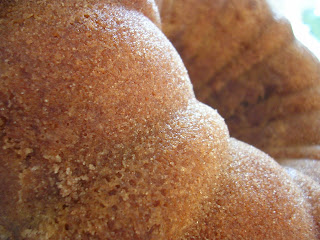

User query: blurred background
[268,0,320,60]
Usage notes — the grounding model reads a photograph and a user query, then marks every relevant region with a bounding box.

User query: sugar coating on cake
[0,0,319,239]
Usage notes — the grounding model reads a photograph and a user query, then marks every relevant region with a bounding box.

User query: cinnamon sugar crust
[0,0,319,239]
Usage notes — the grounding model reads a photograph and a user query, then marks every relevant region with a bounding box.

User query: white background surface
[268,0,320,60]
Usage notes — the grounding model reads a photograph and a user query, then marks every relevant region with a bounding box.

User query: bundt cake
[160,0,320,167]
[0,0,319,239]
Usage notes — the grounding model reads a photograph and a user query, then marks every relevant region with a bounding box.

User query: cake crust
[0,0,319,239]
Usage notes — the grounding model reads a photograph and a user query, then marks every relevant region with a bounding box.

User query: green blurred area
[302,8,320,41]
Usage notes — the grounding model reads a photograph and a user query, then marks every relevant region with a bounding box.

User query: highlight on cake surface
[0,0,319,239]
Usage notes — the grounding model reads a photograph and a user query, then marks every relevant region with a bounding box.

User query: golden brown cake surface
[0,0,319,239]
[160,0,320,161]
